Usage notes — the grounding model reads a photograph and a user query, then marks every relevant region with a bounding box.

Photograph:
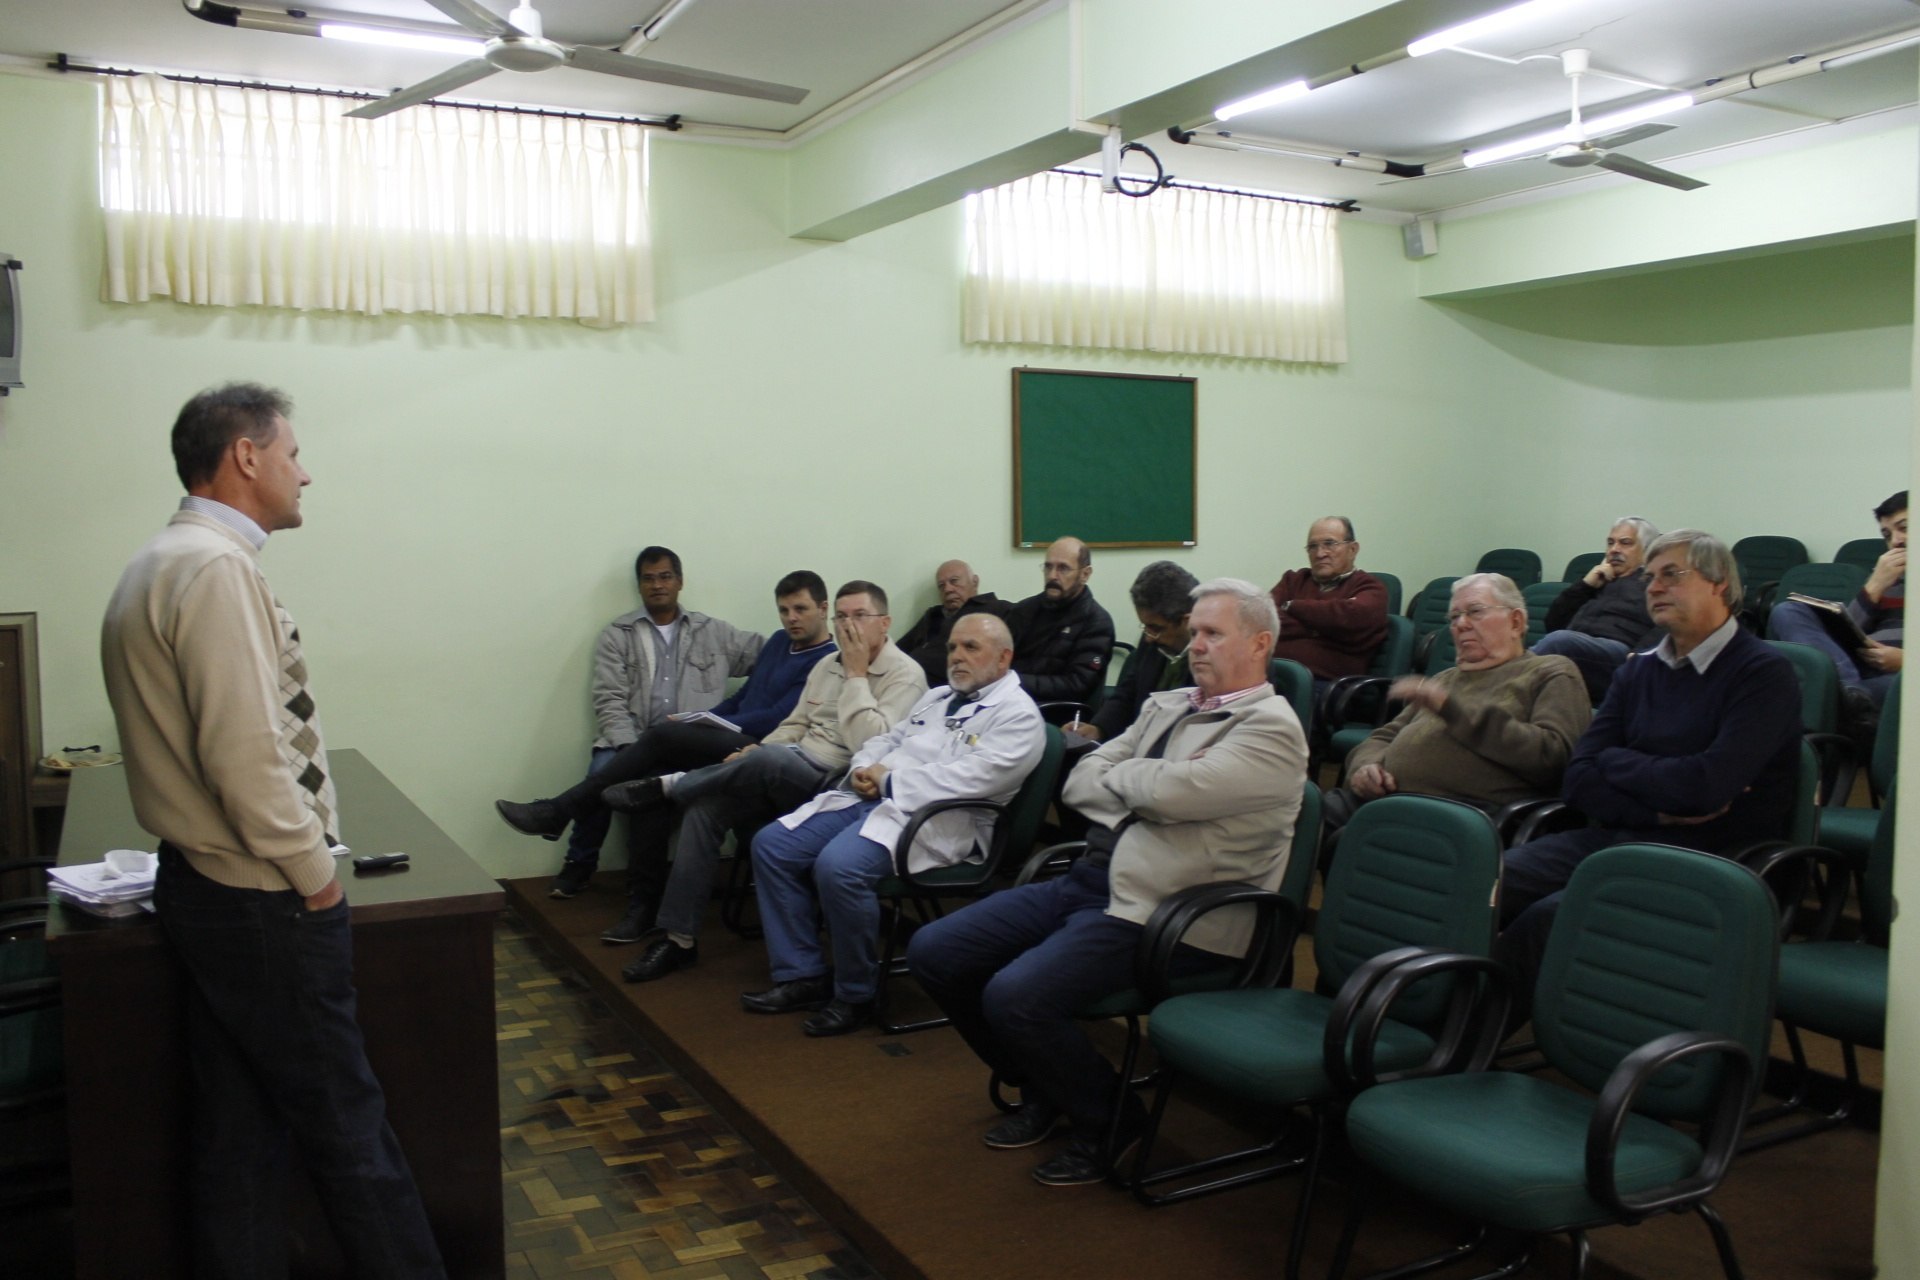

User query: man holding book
[1770,490,1906,713]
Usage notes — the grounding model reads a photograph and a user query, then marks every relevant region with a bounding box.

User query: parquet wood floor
[497,917,880,1280]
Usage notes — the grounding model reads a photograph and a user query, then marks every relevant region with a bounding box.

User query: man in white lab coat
[741,614,1046,1037]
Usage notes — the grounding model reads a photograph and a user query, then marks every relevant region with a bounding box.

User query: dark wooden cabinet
[0,611,43,865]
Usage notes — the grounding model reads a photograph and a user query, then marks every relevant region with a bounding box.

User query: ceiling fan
[1476,49,1706,191]
[341,0,809,120]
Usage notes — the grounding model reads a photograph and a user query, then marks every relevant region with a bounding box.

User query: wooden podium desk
[50,749,505,1279]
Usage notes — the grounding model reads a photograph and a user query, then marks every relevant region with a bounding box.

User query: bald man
[743,613,1047,1036]
[898,558,1012,685]
[1007,536,1117,712]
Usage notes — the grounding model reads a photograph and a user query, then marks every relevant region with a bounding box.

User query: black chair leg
[1566,1230,1589,1280]
[1283,1110,1326,1280]
[1695,1202,1746,1280]
[1326,1166,1368,1280]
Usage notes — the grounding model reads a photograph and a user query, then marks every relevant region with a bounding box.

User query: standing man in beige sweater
[101,383,444,1279]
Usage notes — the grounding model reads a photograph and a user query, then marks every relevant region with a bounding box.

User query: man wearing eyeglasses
[1329,574,1590,837]
[1534,516,1662,703]
[1500,530,1799,946]
[1268,516,1388,682]
[598,581,927,984]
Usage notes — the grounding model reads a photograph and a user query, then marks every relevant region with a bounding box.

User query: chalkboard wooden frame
[1011,367,1197,549]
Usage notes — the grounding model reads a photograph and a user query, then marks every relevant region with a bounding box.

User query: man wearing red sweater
[1268,516,1389,681]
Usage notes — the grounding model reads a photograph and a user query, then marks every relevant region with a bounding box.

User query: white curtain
[963,171,1347,363]
[100,74,652,327]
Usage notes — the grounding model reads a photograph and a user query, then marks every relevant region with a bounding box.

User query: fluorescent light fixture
[1462,92,1693,167]
[1408,0,1578,57]
[1215,80,1309,121]
[318,24,483,58]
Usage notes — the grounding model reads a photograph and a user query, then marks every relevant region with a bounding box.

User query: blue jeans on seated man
[154,848,445,1280]
[906,858,1215,1144]
[751,798,896,1004]
[1532,630,1632,705]
[1769,600,1899,708]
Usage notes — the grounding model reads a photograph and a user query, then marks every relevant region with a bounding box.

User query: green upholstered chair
[1834,537,1886,574]
[1331,843,1778,1280]
[1405,575,1459,656]
[1770,560,1869,610]
[1745,792,1894,1149]
[1522,580,1566,649]
[1319,615,1415,772]
[989,783,1326,1163]
[1563,551,1604,583]
[1476,548,1542,588]
[1268,657,1314,740]
[1130,795,1504,1280]
[1372,571,1403,617]
[1819,672,1900,870]
[1732,534,1810,606]
[1422,628,1458,675]
[1035,640,1133,726]
[873,724,1067,1033]
[1765,640,1860,799]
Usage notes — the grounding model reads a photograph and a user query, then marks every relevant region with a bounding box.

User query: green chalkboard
[1013,367,1196,548]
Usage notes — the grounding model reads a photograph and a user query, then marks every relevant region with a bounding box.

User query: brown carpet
[506,872,1879,1280]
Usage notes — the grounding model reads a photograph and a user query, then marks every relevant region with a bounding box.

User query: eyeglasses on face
[1646,566,1698,586]
[1447,604,1508,626]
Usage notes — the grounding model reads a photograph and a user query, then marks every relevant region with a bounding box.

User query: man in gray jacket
[908,579,1309,1186]
[554,546,762,941]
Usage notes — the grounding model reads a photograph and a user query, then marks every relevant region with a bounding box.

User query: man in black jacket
[1007,536,1116,717]
[897,559,1010,685]
[1071,559,1197,742]
[1533,516,1660,703]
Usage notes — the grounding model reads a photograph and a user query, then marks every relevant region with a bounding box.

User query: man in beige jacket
[908,578,1308,1187]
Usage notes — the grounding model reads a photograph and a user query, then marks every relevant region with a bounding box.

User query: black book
[1784,593,1871,656]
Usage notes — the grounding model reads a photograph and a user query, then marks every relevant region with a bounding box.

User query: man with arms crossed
[101,384,443,1278]
[603,581,927,984]
[741,613,1045,1037]
[1533,517,1660,704]
[908,580,1307,1185]
[897,558,1011,686]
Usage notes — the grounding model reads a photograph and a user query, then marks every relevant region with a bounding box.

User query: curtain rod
[1050,165,1357,211]
[49,53,683,129]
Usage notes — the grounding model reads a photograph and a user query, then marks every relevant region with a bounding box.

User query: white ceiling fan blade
[566,44,808,104]
[1593,151,1707,191]
[345,58,501,119]
[1586,121,1674,151]
[423,0,516,38]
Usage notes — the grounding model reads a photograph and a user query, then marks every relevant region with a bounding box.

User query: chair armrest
[0,974,61,1017]
[1325,949,1513,1093]
[1322,676,1388,729]
[1035,700,1092,718]
[1804,732,1858,806]
[1741,842,1851,940]
[1013,841,1088,888]
[1131,883,1299,1006]
[890,797,1009,891]
[1587,1031,1753,1218]
[1509,800,1591,847]
[0,859,56,876]
[1490,796,1561,847]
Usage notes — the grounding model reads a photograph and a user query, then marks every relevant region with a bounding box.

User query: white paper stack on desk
[49,849,159,919]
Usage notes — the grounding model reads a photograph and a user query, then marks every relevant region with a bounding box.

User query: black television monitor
[0,256,20,394]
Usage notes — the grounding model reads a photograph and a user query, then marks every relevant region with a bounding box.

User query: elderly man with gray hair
[908,577,1308,1187]
[1501,530,1800,932]
[1534,516,1661,703]
[1328,574,1591,835]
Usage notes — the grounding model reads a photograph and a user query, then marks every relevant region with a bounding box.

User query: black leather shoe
[1031,1130,1142,1187]
[602,777,666,813]
[740,976,832,1015]
[984,1103,1066,1150]
[622,938,696,983]
[548,860,596,899]
[802,999,873,1037]
[599,902,658,945]
[496,798,566,840]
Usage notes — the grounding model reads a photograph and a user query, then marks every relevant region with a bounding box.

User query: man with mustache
[1534,516,1661,703]
[1269,516,1388,685]
[1007,536,1116,712]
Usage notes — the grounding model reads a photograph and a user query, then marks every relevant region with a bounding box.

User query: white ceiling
[1,0,1918,219]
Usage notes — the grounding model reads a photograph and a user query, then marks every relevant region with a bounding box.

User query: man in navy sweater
[496,570,835,927]
[1497,530,1801,999]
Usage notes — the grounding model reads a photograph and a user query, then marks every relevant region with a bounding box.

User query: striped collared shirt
[1187,682,1268,713]
[180,496,267,550]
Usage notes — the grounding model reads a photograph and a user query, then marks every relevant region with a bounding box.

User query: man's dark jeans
[154,849,445,1280]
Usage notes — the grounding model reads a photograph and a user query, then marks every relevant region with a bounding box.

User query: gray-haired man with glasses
[601,580,926,985]
[1269,515,1389,682]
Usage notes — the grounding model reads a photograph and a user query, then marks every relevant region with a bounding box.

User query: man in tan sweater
[101,383,443,1279]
